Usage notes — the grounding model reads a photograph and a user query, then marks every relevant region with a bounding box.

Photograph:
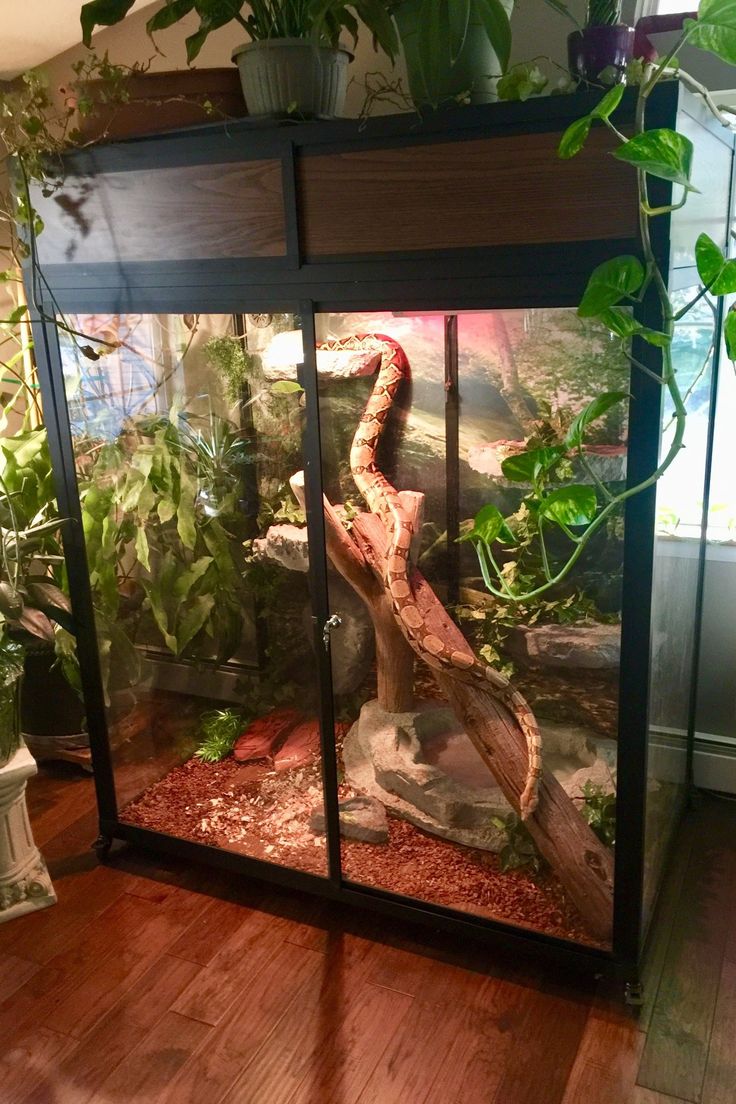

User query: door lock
[322,613,342,652]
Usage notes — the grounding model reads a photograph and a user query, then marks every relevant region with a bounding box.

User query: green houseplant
[390,0,514,107]
[546,1,635,86]
[462,1,736,608]
[80,0,399,117]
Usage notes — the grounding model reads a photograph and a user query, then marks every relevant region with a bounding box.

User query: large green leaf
[540,485,598,528]
[695,232,736,294]
[591,83,625,121]
[564,391,629,451]
[598,306,670,346]
[559,116,592,160]
[176,594,216,655]
[457,503,514,546]
[449,0,471,63]
[501,446,565,484]
[176,468,198,551]
[146,0,196,34]
[474,0,512,71]
[578,256,645,318]
[686,0,736,66]
[613,129,697,191]
[725,308,736,359]
[80,0,135,45]
[353,0,400,61]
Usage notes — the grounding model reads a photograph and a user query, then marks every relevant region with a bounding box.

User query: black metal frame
[28,80,715,988]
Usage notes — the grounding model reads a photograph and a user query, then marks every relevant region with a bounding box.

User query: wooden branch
[346,511,614,942]
[290,473,415,711]
[291,471,613,940]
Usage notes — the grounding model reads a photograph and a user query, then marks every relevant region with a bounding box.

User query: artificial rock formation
[291,472,616,941]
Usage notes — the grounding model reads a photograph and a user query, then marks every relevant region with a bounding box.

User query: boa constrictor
[319,332,542,819]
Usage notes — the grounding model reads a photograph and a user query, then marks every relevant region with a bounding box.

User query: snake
[318,332,542,820]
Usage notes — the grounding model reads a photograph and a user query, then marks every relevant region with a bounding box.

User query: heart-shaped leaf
[565,391,629,451]
[695,232,736,294]
[578,256,645,318]
[559,115,592,160]
[540,485,598,528]
[591,83,625,121]
[458,503,515,546]
[686,0,736,67]
[501,446,565,484]
[725,308,736,360]
[599,307,670,346]
[613,129,697,191]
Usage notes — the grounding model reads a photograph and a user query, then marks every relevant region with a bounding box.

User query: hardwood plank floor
[0,767,733,1103]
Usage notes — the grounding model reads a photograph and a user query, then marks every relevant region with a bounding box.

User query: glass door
[315,307,630,949]
[58,308,333,878]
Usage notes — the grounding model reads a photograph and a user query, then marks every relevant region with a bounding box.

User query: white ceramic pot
[0,743,56,923]
[232,38,352,118]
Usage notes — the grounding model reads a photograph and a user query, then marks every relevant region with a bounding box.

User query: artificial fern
[195,709,243,762]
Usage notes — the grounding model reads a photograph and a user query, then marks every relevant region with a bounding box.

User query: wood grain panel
[34,159,287,265]
[298,129,638,258]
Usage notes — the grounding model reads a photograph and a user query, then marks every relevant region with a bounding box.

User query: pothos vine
[463,2,736,604]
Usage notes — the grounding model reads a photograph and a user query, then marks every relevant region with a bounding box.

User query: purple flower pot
[568,24,635,86]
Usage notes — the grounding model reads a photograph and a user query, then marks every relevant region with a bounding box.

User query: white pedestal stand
[0,744,56,922]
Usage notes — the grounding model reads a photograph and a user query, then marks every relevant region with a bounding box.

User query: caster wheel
[93,834,113,862]
[624,980,644,1007]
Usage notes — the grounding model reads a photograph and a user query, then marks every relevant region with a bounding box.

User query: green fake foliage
[195,708,243,762]
[695,232,736,296]
[491,812,542,874]
[81,0,400,63]
[578,782,616,848]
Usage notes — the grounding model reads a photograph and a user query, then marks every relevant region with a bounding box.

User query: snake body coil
[321,332,542,819]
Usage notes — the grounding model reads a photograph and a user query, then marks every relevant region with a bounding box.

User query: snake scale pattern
[320,332,542,819]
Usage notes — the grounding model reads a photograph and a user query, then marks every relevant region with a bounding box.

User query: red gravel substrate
[123,754,606,949]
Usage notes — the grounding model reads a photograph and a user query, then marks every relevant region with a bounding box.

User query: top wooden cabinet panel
[297,128,637,258]
[33,158,287,266]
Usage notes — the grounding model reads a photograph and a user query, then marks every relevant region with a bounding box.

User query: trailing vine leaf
[577,256,645,318]
[564,391,629,451]
[591,83,625,121]
[501,446,565,484]
[497,62,548,102]
[685,0,736,66]
[613,129,697,191]
[695,232,736,294]
[559,115,592,159]
[458,503,514,545]
[725,308,736,359]
[598,306,670,346]
[134,524,150,572]
[175,593,216,655]
[540,485,598,528]
[80,0,136,45]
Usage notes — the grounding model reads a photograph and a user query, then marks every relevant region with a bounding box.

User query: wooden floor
[1,768,735,1104]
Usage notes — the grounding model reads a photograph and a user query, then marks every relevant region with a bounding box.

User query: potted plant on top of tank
[389,0,514,108]
[80,0,400,118]
[545,0,635,86]
[461,2,736,608]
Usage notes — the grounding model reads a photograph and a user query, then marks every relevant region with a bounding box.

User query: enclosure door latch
[322,613,342,652]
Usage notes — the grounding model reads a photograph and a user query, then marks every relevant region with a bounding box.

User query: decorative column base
[0,744,56,923]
